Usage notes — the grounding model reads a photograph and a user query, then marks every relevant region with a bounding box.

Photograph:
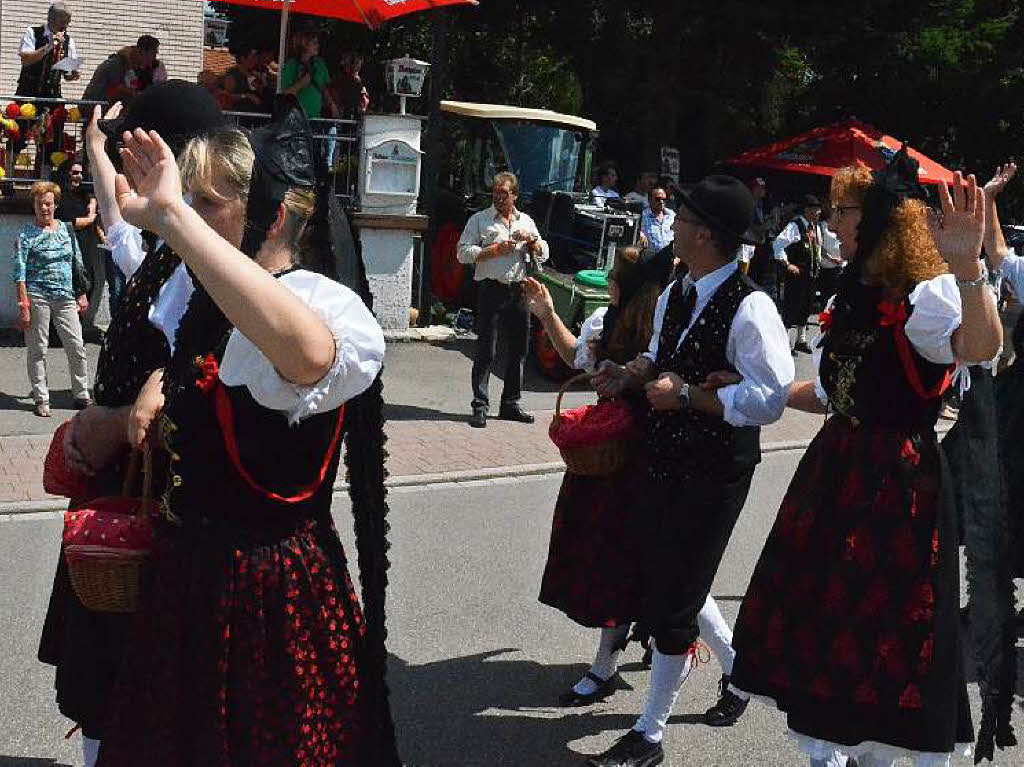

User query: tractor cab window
[493,122,584,197]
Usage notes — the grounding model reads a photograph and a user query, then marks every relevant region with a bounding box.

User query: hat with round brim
[677,175,761,245]
[98,80,226,156]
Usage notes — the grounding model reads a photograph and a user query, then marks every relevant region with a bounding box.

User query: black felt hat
[99,80,227,155]
[678,175,760,245]
[800,193,823,209]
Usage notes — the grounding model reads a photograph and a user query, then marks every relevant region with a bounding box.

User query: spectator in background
[11,181,91,417]
[196,69,227,106]
[591,164,620,202]
[327,51,370,116]
[220,43,263,112]
[82,35,166,106]
[624,172,658,209]
[280,26,333,119]
[16,2,80,99]
[638,185,675,254]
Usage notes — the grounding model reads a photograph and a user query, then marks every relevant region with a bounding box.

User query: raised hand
[522,277,554,320]
[984,163,1017,200]
[85,101,122,150]
[114,128,183,235]
[934,171,985,277]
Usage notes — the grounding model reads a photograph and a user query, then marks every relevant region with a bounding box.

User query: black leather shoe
[558,671,619,707]
[793,340,813,354]
[469,407,487,428]
[586,730,663,767]
[704,674,749,727]
[498,403,535,423]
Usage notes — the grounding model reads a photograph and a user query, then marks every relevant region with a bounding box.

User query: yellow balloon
[67,106,82,122]
[19,103,37,119]
[50,151,68,168]
[0,166,6,179]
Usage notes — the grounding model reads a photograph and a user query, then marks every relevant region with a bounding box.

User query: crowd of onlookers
[7,4,371,179]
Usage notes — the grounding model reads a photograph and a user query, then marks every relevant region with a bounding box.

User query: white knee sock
[633,645,692,743]
[696,596,750,701]
[574,625,629,695]
[83,737,100,767]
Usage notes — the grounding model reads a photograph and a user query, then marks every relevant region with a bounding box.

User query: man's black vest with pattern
[16,26,69,98]
[647,270,762,482]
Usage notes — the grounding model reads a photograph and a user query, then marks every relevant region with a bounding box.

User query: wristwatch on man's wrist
[677,382,691,409]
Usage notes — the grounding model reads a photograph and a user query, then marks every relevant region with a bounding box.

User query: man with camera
[457,171,549,428]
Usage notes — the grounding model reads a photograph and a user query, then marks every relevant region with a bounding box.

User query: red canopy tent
[726,119,956,185]
[209,0,478,89]
[216,0,477,26]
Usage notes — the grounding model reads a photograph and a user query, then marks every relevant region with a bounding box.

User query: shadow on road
[0,759,74,766]
[389,647,712,766]
[383,404,473,423]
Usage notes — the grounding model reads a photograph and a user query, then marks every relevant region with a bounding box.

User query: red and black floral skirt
[96,514,370,767]
[538,465,646,629]
[731,415,972,754]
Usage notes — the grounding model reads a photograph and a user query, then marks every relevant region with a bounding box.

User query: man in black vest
[774,194,827,354]
[586,176,794,767]
[16,2,79,99]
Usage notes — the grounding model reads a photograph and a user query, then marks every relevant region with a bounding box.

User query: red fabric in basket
[550,398,636,449]
[43,421,91,499]
[63,499,152,553]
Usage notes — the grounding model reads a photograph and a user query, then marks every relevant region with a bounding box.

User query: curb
[383,326,457,343]
[0,425,956,516]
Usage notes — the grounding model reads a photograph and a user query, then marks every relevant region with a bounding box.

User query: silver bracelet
[955,275,987,288]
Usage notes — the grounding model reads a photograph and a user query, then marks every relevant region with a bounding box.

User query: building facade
[0,0,204,100]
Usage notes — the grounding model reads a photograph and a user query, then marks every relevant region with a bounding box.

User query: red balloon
[51,106,67,121]
[4,103,20,118]
[7,125,20,140]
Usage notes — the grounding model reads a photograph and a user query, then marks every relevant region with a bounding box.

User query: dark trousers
[471,279,528,410]
[782,271,817,328]
[643,469,755,655]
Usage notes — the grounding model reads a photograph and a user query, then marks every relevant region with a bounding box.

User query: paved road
[0,452,993,766]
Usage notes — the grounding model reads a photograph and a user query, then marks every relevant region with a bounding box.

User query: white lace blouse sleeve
[105,220,146,278]
[905,273,962,365]
[218,270,385,425]
[573,307,608,373]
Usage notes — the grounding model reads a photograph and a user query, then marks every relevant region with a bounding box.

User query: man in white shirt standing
[458,171,549,428]
[586,175,794,767]
[16,2,79,99]
[773,195,838,354]
[639,185,675,255]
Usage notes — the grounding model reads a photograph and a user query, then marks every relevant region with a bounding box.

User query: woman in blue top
[11,180,91,417]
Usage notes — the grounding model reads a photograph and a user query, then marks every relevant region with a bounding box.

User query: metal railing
[0,97,363,210]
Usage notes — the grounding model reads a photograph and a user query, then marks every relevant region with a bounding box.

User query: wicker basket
[549,373,634,476]
[65,448,153,614]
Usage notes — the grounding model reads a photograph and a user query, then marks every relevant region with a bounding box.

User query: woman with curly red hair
[729,150,1002,767]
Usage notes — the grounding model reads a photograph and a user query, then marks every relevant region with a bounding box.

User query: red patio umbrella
[211,0,479,89]
[727,118,956,185]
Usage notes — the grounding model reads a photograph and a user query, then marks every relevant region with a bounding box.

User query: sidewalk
[0,404,858,511]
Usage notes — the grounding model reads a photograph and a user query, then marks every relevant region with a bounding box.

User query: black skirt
[731,416,973,754]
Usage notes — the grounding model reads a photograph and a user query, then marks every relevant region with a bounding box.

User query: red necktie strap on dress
[214,383,345,504]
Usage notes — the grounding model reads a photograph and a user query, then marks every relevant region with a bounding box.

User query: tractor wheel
[533,323,574,381]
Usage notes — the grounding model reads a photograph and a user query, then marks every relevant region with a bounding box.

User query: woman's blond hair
[179,129,317,257]
[831,162,947,296]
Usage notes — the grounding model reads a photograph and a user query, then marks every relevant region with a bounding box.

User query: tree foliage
[216,0,1024,214]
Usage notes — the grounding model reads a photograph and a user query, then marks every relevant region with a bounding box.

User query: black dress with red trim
[538,390,648,629]
[37,244,180,739]
[730,279,974,757]
[96,339,371,766]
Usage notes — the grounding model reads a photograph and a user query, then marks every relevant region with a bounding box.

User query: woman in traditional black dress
[95,100,397,766]
[729,152,1003,766]
[37,83,227,767]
